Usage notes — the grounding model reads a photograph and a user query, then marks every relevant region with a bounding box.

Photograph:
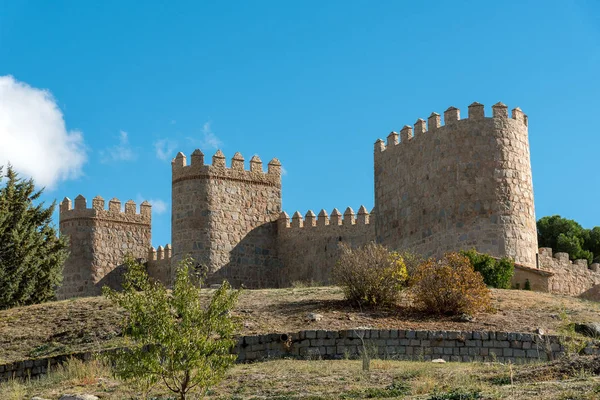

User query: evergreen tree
[537,215,596,264]
[0,165,69,309]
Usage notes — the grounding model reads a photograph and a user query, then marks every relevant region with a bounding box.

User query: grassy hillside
[3,356,600,399]
[1,286,600,364]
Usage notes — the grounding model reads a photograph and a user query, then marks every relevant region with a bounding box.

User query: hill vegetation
[1,286,600,365]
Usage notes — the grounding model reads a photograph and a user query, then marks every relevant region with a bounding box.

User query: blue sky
[0,1,599,247]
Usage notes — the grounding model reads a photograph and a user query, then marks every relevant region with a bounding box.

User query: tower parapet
[58,195,152,299]
[374,102,537,267]
[171,149,282,288]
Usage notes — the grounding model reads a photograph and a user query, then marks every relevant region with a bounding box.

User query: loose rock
[306,312,323,321]
[59,395,100,400]
[574,322,600,338]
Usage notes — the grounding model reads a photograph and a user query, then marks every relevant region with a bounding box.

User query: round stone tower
[374,102,537,267]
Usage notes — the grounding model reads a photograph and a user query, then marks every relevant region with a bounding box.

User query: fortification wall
[58,195,151,299]
[536,248,600,297]
[374,102,537,267]
[171,149,282,288]
[146,244,172,286]
[277,206,376,285]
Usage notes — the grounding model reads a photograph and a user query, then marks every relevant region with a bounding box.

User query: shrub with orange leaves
[411,252,492,316]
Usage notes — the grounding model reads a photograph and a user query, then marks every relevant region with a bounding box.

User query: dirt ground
[1,286,599,364]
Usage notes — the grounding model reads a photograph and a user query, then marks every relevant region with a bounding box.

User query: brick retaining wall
[2,329,599,381]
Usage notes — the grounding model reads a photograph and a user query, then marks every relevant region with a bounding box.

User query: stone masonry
[374,102,537,267]
[59,101,551,296]
[58,196,151,299]
[3,328,600,381]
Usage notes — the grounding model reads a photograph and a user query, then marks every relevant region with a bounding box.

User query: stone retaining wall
[3,329,599,382]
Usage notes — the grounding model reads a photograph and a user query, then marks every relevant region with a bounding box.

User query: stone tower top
[171,149,281,187]
[374,102,528,153]
[59,195,151,223]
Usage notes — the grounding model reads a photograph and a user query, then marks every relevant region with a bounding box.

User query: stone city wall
[374,102,538,268]
[276,206,376,285]
[58,195,152,299]
[3,328,599,381]
[537,248,600,297]
[171,150,282,288]
[146,244,173,286]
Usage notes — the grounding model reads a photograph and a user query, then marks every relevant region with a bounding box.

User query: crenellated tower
[374,102,537,267]
[58,195,152,299]
[171,149,282,287]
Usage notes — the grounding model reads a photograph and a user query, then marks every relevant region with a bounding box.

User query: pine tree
[0,165,69,309]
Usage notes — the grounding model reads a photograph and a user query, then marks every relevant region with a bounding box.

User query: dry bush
[411,252,492,315]
[333,242,408,307]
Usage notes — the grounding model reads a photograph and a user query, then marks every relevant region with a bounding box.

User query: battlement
[374,102,528,154]
[59,195,151,225]
[171,149,281,187]
[538,247,600,271]
[148,244,172,261]
[278,206,373,230]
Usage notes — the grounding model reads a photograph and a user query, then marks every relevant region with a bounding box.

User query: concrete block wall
[234,329,597,363]
[4,329,598,382]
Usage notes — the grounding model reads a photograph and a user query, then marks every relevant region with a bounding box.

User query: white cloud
[281,166,288,176]
[154,138,178,161]
[201,122,222,149]
[136,194,168,215]
[187,121,223,151]
[100,130,135,163]
[0,75,86,189]
[148,199,168,215]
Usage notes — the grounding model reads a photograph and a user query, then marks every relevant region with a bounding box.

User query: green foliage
[0,165,68,309]
[103,255,240,400]
[524,279,531,291]
[537,215,595,264]
[557,308,588,358]
[332,242,409,308]
[460,249,514,289]
[428,389,482,400]
[411,252,492,316]
[341,381,410,398]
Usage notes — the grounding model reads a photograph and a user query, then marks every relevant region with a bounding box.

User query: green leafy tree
[537,215,594,264]
[103,255,240,400]
[0,165,68,309]
[587,227,600,263]
[460,249,514,289]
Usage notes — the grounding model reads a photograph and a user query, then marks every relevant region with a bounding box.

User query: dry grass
[3,356,600,399]
[1,286,600,364]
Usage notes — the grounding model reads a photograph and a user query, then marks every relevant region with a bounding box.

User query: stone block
[526,349,540,358]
